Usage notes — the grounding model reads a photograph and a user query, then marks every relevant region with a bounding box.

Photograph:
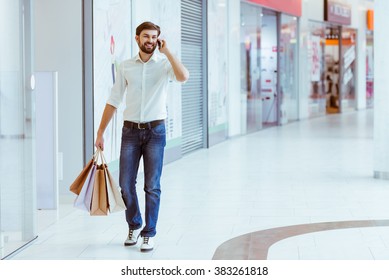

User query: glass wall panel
[260,9,278,128]
[0,0,36,259]
[279,14,298,123]
[340,27,357,111]
[307,21,326,117]
[366,31,374,108]
[240,2,262,133]
[208,0,228,146]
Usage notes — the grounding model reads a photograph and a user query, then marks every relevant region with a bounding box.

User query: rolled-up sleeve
[107,63,126,108]
[165,61,187,84]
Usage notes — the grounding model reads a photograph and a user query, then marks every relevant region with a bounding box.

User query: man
[95,21,189,252]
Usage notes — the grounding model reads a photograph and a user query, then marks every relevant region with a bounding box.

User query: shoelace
[143,237,149,244]
[128,230,135,239]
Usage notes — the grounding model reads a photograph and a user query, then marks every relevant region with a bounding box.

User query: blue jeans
[119,122,166,237]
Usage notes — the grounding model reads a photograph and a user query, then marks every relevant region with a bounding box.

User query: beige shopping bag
[90,163,109,216]
[105,168,127,213]
[69,157,95,195]
[73,163,97,211]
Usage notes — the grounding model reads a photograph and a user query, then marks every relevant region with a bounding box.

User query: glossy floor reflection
[8,109,389,260]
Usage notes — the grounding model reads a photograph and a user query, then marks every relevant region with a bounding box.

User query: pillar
[374,1,389,179]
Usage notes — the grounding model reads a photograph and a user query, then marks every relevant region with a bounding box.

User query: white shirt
[107,52,178,123]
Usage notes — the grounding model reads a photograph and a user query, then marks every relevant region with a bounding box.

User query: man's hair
[136,21,161,36]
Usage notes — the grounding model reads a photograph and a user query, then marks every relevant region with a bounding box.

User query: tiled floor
[268,226,389,260]
[212,220,389,259]
[7,109,389,260]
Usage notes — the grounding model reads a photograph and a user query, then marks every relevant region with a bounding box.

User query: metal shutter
[181,0,205,155]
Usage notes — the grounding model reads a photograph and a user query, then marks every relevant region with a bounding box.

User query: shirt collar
[134,52,160,63]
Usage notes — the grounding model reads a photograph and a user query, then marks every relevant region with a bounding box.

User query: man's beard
[139,42,157,54]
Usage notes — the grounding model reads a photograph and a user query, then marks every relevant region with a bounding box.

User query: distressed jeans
[119,122,166,237]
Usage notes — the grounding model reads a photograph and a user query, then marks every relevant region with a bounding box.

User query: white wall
[35,0,83,195]
[304,0,324,22]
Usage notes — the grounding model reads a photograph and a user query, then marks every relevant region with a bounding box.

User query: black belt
[123,120,164,130]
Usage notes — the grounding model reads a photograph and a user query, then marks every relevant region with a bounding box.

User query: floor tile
[7,109,389,260]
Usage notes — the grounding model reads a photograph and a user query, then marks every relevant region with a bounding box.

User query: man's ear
[135,35,139,43]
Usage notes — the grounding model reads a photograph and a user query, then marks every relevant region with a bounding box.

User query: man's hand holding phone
[157,39,168,55]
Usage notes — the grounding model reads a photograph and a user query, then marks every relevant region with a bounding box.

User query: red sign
[324,0,351,25]
[247,0,302,17]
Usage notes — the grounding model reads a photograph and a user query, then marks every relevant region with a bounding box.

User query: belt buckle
[137,123,144,130]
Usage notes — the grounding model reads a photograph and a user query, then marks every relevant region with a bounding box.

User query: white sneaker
[140,236,154,252]
[124,229,140,246]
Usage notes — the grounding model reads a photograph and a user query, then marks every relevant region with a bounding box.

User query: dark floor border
[212,220,389,260]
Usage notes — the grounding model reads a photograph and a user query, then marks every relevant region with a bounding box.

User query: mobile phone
[157,40,162,49]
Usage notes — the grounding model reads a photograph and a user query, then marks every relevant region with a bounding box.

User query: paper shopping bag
[105,168,126,213]
[73,163,96,211]
[90,164,109,216]
[69,157,95,195]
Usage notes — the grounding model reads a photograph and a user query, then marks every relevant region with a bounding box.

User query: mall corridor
[7,109,389,260]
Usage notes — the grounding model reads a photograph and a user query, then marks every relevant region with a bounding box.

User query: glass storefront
[307,21,327,117]
[240,2,263,133]
[307,20,358,117]
[325,25,341,114]
[260,9,278,128]
[0,0,36,259]
[240,2,299,133]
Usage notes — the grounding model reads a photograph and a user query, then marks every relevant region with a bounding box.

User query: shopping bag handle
[95,147,108,166]
[92,149,100,163]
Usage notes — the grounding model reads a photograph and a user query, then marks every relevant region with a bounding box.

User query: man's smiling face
[136,29,159,54]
